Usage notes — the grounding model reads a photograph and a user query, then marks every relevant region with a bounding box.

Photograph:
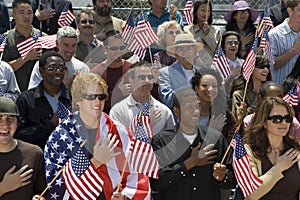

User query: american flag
[16,33,41,59]
[183,0,194,26]
[62,147,104,200]
[257,9,274,37]
[212,46,231,80]
[283,84,299,107]
[122,12,135,44]
[58,2,75,27]
[45,113,152,200]
[230,132,263,197]
[129,101,160,179]
[58,101,71,121]
[0,34,7,53]
[260,30,273,63]
[127,18,158,59]
[38,35,57,49]
[242,36,259,81]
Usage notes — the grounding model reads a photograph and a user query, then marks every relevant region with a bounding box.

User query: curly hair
[71,73,108,111]
[156,21,181,49]
[244,97,300,160]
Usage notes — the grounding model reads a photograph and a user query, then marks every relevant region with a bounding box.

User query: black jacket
[15,82,72,150]
[151,126,236,200]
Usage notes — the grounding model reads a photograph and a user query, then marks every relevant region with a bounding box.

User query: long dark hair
[225,10,256,35]
[192,0,213,25]
[244,97,300,160]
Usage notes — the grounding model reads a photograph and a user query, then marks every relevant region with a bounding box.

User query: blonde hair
[156,20,181,49]
[71,73,108,110]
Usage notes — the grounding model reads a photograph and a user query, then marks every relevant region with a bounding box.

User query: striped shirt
[269,19,300,85]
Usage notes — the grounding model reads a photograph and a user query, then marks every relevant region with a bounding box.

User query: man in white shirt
[28,26,90,89]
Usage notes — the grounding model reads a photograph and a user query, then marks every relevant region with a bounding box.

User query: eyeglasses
[82,94,108,101]
[167,30,181,35]
[106,45,127,51]
[136,74,155,80]
[80,19,96,24]
[44,65,67,72]
[225,41,240,46]
[267,115,293,124]
[256,64,270,69]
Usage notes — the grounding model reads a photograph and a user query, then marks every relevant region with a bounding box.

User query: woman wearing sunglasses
[243,97,300,199]
[230,55,271,125]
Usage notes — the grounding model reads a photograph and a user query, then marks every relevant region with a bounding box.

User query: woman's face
[234,9,250,24]
[265,104,291,138]
[196,3,210,23]
[252,65,269,83]
[196,74,218,104]
[224,35,239,58]
[164,26,181,47]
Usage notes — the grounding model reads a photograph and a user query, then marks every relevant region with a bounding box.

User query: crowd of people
[0,0,300,199]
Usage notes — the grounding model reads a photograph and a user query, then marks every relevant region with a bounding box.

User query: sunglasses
[44,65,67,72]
[80,19,96,24]
[256,64,270,69]
[225,41,240,46]
[82,94,108,101]
[267,115,293,124]
[136,74,154,80]
[167,30,181,35]
[107,45,127,51]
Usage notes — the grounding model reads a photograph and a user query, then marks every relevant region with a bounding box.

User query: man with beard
[91,30,132,113]
[109,61,175,135]
[92,0,125,41]
[75,9,102,62]
[14,51,72,150]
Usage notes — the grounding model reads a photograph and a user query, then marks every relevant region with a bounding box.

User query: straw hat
[224,0,259,23]
[166,33,204,55]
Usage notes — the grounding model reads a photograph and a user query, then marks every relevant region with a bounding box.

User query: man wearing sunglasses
[75,9,103,62]
[28,26,90,89]
[110,61,175,135]
[15,51,72,150]
[91,30,132,114]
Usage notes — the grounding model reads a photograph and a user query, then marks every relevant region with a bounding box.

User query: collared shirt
[136,8,183,32]
[3,26,45,91]
[94,16,125,41]
[227,57,244,69]
[76,37,100,62]
[269,18,300,85]
[110,94,175,135]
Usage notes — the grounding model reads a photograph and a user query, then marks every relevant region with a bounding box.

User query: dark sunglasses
[107,45,127,51]
[256,64,270,69]
[267,115,293,124]
[82,94,107,101]
[137,74,154,80]
[44,65,67,72]
[80,19,96,24]
[225,41,240,46]
[167,30,181,35]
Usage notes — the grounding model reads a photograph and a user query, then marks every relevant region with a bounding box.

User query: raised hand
[150,109,162,127]
[209,114,226,132]
[92,134,121,167]
[117,77,132,96]
[0,165,33,196]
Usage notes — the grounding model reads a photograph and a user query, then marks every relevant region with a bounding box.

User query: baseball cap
[0,97,19,116]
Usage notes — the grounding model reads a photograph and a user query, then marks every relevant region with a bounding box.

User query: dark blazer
[151,125,236,200]
[32,0,76,35]
[0,2,10,34]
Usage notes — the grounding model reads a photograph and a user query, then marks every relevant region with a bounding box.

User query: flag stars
[60,133,68,142]
[56,156,65,164]
[67,142,75,151]
[55,178,63,187]
[52,141,60,150]
[50,192,59,200]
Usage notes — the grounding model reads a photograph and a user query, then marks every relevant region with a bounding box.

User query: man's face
[12,3,33,29]
[94,0,112,17]
[40,56,66,88]
[150,0,167,10]
[175,45,197,68]
[104,37,127,62]
[131,66,154,94]
[288,2,300,24]
[77,13,96,36]
[57,37,78,61]
[0,115,18,146]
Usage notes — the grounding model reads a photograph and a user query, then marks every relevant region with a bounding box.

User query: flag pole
[139,0,154,66]
[38,140,87,200]
[220,125,240,164]
[205,0,210,23]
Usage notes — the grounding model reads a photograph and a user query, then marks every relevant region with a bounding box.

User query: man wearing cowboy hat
[158,33,203,109]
